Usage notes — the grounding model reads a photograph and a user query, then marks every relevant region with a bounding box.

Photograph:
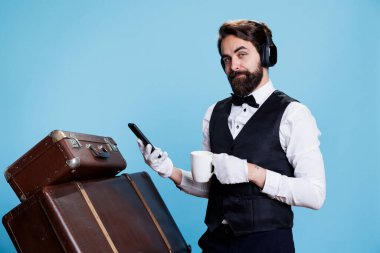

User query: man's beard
[228,66,263,97]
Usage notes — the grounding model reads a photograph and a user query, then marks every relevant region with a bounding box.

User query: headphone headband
[259,22,277,67]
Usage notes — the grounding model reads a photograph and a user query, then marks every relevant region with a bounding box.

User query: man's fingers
[161,151,168,160]
[146,147,161,162]
[137,139,145,152]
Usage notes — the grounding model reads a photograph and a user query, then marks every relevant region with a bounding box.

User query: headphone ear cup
[260,44,270,67]
[268,44,277,67]
[261,43,277,67]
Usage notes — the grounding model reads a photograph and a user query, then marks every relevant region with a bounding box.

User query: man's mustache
[228,71,250,80]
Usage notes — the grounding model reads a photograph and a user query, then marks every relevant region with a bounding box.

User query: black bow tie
[231,93,259,108]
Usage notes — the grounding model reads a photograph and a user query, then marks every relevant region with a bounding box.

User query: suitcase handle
[89,145,110,159]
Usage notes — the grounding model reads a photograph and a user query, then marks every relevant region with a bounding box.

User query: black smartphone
[128,123,156,152]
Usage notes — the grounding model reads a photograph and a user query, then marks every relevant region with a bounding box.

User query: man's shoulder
[274,90,311,113]
[205,96,231,114]
[203,95,232,121]
[273,90,299,104]
[272,90,316,123]
[205,102,217,113]
[203,102,217,122]
[283,101,316,124]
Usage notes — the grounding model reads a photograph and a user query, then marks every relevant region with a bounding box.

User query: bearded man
[137,20,326,253]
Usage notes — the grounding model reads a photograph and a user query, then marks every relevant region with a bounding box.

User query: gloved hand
[212,153,249,184]
[137,139,173,178]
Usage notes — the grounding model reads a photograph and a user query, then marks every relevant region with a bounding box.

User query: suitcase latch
[88,144,110,159]
[68,136,82,148]
[104,137,118,152]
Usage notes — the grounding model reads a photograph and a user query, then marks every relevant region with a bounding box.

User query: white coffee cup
[191,151,213,183]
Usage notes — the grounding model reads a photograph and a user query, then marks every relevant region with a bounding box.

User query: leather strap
[124,174,173,253]
[76,182,119,253]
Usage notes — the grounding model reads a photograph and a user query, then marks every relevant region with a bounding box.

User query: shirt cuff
[179,170,193,187]
[176,169,210,198]
[261,169,281,196]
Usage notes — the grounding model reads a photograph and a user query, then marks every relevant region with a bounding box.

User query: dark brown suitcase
[128,172,191,253]
[4,130,127,201]
[3,172,191,253]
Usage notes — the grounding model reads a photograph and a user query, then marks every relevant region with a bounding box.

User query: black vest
[205,90,297,236]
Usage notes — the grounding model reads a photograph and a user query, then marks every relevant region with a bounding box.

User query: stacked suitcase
[2,130,191,253]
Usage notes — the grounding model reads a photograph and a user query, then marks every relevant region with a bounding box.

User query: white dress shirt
[178,80,326,210]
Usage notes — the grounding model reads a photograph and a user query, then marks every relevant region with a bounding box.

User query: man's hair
[217,20,273,56]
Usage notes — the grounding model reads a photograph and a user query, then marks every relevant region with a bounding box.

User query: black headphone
[220,22,277,69]
[260,27,277,68]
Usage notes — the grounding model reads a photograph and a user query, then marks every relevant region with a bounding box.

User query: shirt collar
[249,79,276,107]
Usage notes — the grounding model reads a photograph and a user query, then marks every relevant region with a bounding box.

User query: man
[137,20,326,253]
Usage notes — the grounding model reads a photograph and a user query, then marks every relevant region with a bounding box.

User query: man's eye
[238,53,247,58]
[223,57,231,63]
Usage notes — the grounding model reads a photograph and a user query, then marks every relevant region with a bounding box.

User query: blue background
[1,1,379,252]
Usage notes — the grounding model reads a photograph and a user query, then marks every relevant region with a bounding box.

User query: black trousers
[198,225,295,253]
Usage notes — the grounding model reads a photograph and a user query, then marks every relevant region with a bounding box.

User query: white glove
[137,139,173,178]
[212,153,249,184]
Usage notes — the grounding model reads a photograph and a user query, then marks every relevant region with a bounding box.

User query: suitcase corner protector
[20,194,27,202]
[2,213,10,226]
[4,169,11,181]
[66,157,81,169]
[50,130,67,143]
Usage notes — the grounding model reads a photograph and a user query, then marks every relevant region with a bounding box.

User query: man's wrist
[169,167,183,185]
[248,163,267,189]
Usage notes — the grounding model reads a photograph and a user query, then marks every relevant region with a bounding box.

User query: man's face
[220,35,263,97]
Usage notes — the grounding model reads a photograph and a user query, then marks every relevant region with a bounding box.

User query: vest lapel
[215,98,234,143]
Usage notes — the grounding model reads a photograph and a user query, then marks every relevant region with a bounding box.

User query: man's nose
[230,58,241,71]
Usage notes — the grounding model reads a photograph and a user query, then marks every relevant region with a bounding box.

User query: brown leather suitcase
[128,172,191,253]
[4,130,127,201]
[2,172,191,253]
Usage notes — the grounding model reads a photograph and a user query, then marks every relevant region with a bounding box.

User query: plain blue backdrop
[1,1,379,252]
